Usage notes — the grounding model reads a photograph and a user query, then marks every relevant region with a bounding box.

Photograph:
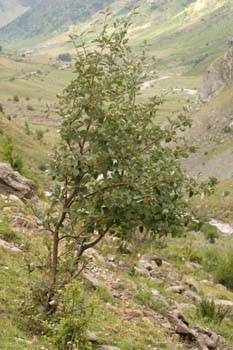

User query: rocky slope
[200,38,233,100]
[0,174,233,349]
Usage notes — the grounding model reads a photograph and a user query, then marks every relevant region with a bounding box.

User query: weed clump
[215,253,233,290]
[197,298,229,324]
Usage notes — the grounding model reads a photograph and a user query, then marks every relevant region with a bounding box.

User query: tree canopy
[42,13,202,290]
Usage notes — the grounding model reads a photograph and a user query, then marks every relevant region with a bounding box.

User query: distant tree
[0,46,2,53]
[36,129,44,142]
[57,53,72,62]
[13,95,19,102]
[41,14,207,296]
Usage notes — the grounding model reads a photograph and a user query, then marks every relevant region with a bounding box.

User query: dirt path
[141,76,170,90]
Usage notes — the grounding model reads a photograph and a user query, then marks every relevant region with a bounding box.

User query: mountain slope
[0,0,27,29]
[0,0,115,41]
[17,0,232,75]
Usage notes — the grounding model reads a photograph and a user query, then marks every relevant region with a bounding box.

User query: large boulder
[0,163,36,199]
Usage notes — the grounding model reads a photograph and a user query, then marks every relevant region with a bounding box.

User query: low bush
[201,223,219,243]
[197,298,229,324]
[22,280,92,350]
[0,220,20,244]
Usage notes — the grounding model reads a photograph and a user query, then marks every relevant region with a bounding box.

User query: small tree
[42,14,199,293]
[57,53,72,62]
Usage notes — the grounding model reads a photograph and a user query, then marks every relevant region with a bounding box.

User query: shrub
[11,154,23,172]
[0,220,19,244]
[13,95,19,102]
[1,134,23,172]
[39,163,47,172]
[201,223,219,243]
[57,53,72,62]
[197,298,229,324]
[45,282,92,350]
[27,105,34,111]
[135,289,167,315]
[202,248,220,273]
[36,129,44,141]
[0,103,4,113]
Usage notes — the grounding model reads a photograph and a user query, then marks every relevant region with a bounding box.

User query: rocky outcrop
[136,253,162,276]
[200,39,233,100]
[0,163,36,199]
[168,311,227,350]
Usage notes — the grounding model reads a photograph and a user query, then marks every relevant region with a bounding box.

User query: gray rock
[0,163,36,198]
[184,290,201,304]
[167,313,196,339]
[10,216,38,232]
[82,272,103,289]
[87,331,98,343]
[101,346,120,350]
[83,248,104,262]
[174,303,196,314]
[194,326,227,350]
[8,194,25,207]
[182,276,201,294]
[214,299,233,316]
[166,285,185,294]
[0,238,21,252]
[106,254,116,262]
[136,253,162,276]
[151,288,169,308]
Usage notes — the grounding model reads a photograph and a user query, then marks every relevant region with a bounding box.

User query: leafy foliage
[1,134,23,171]
[38,13,208,291]
[45,282,92,350]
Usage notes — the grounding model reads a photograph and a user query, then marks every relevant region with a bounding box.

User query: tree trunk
[50,230,59,291]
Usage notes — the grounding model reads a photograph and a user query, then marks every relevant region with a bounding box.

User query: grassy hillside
[0,0,115,42]
[1,201,233,349]
[4,0,231,76]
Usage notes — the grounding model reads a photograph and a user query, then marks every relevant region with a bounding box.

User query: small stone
[101,346,120,350]
[8,194,24,207]
[173,303,196,314]
[182,276,200,294]
[166,285,185,294]
[83,248,104,262]
[82,272,103,289]
[106,254,116,262]
[184,290,201,304]
[87,331,98,343]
